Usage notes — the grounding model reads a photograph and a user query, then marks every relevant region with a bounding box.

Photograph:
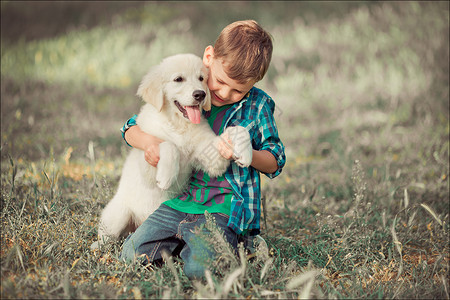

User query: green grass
[1,1,449,298]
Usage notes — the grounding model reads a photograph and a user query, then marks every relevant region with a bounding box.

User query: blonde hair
[213,20,273,83]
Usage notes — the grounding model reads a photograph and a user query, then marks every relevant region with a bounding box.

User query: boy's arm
[124,126,164,167]
[254,99,286,178]
[218,107,284,175]
[121,115,163,167]
[251,150,278,174]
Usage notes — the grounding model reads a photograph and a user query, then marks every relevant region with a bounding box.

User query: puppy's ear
[202,89,211,112]
[136,68,164,112]
[201,66,211,112]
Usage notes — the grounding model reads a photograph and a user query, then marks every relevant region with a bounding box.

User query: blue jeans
[120,204,238,279]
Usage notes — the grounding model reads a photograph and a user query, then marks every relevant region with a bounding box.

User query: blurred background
[1,1,448,163]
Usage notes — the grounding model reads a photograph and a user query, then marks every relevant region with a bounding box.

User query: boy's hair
[213,20,273,83]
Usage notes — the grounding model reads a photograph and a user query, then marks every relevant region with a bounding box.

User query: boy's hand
[218,132,235,160]
[124,126,164,167]
[143,134,164,167]
[144,142,161,167]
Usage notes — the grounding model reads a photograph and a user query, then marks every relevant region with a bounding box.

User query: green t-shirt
[164,104,234,216]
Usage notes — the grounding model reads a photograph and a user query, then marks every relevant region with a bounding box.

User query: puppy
[92,54,252,248]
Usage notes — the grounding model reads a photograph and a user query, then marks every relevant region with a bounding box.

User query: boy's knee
[119,244,135,263]
[120,239,143,264]
[183,261,207,279]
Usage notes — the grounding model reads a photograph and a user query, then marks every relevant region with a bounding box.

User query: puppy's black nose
[193,90,206,102]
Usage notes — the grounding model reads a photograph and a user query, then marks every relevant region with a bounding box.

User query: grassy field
[1,1,449,298]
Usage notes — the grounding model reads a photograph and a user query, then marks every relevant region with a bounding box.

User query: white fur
[92,54,252,249]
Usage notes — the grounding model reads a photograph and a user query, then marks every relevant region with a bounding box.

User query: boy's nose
[193,90,206,102]
[217,87,231,100]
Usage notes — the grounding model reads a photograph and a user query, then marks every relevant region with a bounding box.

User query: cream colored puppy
[92,54,252,248]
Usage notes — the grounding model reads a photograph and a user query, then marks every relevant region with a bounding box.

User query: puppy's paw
[90,241,99,250]
[224,126,253,168]
[156,166,173,190]
[235,147,252,168]
[90,240,101,250]
[156,142,179,190]
[90,235,110,250]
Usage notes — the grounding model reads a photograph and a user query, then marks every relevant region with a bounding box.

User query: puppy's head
[137,54,211,124]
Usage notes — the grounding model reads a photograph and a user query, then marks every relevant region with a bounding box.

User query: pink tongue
[185,106,201,124]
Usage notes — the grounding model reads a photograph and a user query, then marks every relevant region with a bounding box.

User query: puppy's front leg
[156,141,179,190]
[193,126,252,177]
[193,134,230,177]
[223,126,253,168]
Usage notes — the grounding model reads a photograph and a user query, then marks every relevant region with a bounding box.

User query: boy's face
[203,46,255,107]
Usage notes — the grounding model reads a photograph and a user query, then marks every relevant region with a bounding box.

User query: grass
[1,1,449,298]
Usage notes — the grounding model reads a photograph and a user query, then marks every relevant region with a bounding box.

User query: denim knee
[120,236,138,263]
[183,259,208,279]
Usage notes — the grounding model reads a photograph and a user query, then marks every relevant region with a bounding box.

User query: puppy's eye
[199,75,204,82]
[174,76,184,82]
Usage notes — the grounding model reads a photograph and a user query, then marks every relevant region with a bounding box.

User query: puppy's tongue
[184,106,201,124]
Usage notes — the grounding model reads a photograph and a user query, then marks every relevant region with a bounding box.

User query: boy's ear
[203,45,214,67]
[136,67,164,112]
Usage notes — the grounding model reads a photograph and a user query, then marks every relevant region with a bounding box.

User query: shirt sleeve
[120,114,138,147]
[256,100,286,179]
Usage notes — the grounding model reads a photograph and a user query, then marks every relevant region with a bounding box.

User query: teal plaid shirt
[121,87,286,235]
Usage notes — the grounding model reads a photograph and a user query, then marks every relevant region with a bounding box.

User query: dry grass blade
[420,203,443,227]
[15,244,25,272]
[391,217,402,257]
[441,275,449,300]
[404,188,409,209]
[161,250,181,294]
[299,275,316,300]
[286,270,319,290]
[63,272,71,298]
[238,243,247,279]
[220,267,243,298]
[205,269,215,293]
[391,217,404,280]
[260,257,274,282]
[132,287,143,299]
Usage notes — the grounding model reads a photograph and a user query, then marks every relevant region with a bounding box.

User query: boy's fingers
[218,138,234,160]
[219,145,233,160]
[145,147,160,167]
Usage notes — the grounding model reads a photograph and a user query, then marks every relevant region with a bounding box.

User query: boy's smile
[203,46,255,107]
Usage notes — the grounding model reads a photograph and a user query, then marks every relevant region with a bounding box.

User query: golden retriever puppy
[92,54,252,248]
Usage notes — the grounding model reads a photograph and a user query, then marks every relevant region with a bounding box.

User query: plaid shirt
[121,87,286,235]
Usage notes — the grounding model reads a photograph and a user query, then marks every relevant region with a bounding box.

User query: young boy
[119,20,286,279]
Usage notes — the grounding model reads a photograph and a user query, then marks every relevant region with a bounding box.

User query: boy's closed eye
[216,78,244,94]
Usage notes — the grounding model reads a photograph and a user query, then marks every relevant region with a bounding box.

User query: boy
[120,20,286,279]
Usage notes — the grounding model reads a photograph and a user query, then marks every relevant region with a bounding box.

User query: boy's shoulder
[246,87,275,109]
[248,86,272,100]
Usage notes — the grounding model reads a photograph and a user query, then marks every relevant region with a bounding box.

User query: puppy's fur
[92,54,252,248]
